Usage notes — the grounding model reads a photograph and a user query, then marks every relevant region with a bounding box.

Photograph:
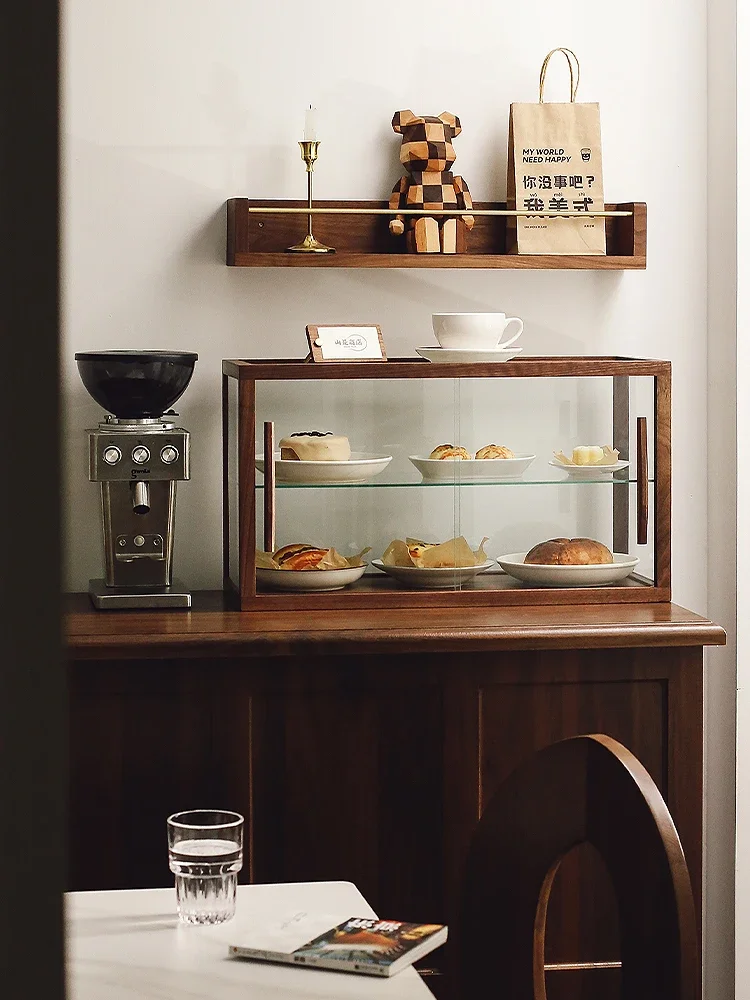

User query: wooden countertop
[65,593,726,660]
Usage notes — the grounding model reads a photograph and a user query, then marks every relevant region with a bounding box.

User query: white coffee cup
[432,312,524,351]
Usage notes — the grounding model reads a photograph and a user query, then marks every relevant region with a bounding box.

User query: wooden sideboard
[66,594,724,1000]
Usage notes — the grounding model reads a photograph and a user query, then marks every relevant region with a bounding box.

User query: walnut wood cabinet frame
[65,595,725,1000]
[222,357,671,611]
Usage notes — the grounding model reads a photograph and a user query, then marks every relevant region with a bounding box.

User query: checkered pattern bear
[389,110,474,254]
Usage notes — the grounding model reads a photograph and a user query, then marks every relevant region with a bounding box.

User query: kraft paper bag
[507,48,606,255]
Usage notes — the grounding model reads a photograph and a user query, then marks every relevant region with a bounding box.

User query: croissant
[273,543,329,570]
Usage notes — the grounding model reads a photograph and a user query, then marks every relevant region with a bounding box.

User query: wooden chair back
[458,734,698,1000]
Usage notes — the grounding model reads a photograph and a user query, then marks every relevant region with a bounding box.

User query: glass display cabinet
[222,357,670,610]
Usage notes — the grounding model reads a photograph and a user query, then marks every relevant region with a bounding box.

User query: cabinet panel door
[250,657,444,923]
[480,667,665,967]
[68,661,249,890]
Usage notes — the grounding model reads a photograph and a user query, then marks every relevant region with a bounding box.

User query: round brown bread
[524,537,613,566]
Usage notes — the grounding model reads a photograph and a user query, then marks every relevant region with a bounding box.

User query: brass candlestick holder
[286,141,335,253]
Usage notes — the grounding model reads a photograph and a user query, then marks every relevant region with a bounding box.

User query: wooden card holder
[306,325,386,363]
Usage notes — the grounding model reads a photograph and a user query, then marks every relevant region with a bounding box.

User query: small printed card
[306,325,386,362]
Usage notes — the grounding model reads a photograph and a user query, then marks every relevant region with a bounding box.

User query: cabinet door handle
[263,421,276,553]
[637,416,648,546]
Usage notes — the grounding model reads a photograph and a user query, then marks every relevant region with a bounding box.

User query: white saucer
[416,347,523,364]
[410,454,535,481]
[255,452,392,485]
[548,458,630,479]
[496,553,639,588]
[256,563,367,592]
[372,559,495,589]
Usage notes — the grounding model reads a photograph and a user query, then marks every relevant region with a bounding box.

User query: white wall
[735,0,748,990]
[61,3,732,994]
[62,0,708,610]
[706,0,737,995]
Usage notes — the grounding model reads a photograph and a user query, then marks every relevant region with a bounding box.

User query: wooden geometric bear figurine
[389,110,474,253]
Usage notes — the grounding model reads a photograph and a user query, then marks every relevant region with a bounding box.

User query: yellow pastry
[572,445,605,466]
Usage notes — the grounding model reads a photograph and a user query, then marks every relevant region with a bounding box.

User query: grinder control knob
[102,445,121,465]
[160,445,179,464]
[132,446,150,464]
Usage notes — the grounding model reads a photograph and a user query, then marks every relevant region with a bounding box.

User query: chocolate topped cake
[279,432,351,461]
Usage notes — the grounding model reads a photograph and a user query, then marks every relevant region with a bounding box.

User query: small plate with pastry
[549,445,629,479]
[497,538,639,587]
[410,444,535,481]
[372,536,493,589]
[255,432,392,484]
[256,544,369,591]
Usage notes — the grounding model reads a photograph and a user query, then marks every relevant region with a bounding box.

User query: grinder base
[88,579,191,610]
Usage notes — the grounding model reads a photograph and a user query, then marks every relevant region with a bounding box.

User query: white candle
[304,106,318,141]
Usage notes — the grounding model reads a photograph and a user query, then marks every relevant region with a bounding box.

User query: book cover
[229,914,448,978]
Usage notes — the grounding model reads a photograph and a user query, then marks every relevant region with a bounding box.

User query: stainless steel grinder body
[87,416,190,590]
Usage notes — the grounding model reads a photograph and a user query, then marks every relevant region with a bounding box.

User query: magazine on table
[228,912,448,977]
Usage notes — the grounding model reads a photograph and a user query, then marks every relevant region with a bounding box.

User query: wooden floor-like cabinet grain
[66,595,723,1000]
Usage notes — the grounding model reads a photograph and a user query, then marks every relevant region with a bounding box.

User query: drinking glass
[167,809,244,924]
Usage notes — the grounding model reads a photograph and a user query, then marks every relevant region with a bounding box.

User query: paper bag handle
[539,47,580,103]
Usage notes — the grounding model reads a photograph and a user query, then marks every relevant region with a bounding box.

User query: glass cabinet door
[223,364,660,606]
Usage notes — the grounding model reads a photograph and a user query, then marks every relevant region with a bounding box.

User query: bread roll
[429,444,470,460]
[475,444,515,460]
[524,537,614,566]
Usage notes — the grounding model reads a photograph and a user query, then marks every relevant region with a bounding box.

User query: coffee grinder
[75,350,198,609]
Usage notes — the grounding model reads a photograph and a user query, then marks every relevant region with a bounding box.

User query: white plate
[496,552,640,588]
[410,454,535,481]
[256,563,367,592]
[255,452,392,485]
[548,458,630,479]
[416,347,523,364]
[371,558,495,589]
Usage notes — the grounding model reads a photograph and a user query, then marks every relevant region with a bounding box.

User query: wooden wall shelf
[226,199,646,269]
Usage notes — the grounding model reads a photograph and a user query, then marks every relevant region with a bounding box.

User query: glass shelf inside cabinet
[254,475,653,489]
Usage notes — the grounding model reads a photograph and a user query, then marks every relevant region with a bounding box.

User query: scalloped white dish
[416,347,523,364]
[548,458,630,479]
[255,452,392,485]
[371,559,495,589]
[496,553,639,588]
[256,563,367,592]
[410,454,535,481]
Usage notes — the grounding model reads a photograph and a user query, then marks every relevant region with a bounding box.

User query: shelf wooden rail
[227,198,646,269]
[244,206,634,218]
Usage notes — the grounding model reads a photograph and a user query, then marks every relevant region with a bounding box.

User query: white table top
[66,881,435,999]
